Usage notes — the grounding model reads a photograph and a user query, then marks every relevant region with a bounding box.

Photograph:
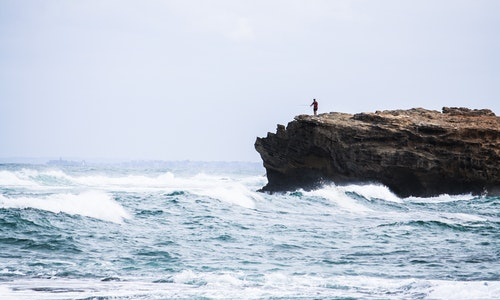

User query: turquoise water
[0,162,499,299]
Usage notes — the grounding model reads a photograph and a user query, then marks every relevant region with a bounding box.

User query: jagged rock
[255,107,500,197]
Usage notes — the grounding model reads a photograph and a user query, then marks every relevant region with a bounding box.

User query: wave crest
[0,191,130,223]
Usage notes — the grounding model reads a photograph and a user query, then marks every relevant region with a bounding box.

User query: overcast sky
[1,0,498,162]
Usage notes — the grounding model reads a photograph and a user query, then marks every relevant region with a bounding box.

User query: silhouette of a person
[310,99,318,116]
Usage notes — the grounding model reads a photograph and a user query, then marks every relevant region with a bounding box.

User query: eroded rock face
[255,107,500,197]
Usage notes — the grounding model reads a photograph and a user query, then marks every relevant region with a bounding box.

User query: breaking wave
[0,191,130,223]
[1,163,498,300]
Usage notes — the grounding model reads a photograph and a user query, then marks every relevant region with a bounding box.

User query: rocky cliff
[255,107,500,197]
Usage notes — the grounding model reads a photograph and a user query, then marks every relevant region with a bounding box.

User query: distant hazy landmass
[46,158,86,167]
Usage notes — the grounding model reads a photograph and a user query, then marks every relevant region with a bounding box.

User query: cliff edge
[255,107,500,197]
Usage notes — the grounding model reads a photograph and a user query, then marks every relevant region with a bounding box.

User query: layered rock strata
[255,107,500,197]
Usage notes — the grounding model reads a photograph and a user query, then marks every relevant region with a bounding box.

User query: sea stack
[255,107,500,197]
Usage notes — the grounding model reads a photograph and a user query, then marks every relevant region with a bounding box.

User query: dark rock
[255,107,500,197]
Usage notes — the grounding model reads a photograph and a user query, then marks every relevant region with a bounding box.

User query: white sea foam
[427,279,500,299]
[0,191,130,223]
[0,168,263,209]
[0,169,42,187]
[1,164,497,300]
[406,193,476,203]
[72,172,176,190]
[187,174,263,209]
[305,184,374,214]
[340,183,403,203]
[2,274,498,300]
[0,168,175,191]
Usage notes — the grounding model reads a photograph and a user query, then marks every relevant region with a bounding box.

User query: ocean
[0,161,498,300]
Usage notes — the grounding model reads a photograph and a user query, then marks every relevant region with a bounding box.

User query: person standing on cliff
[310,99,318,116]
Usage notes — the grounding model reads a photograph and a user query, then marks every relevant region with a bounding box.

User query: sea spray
[0,162,498,299]
[0,191,130,223]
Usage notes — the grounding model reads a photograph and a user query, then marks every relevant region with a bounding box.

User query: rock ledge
[255,107,500,197]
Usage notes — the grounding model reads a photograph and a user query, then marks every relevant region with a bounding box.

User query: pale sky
[1,0,498,162]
